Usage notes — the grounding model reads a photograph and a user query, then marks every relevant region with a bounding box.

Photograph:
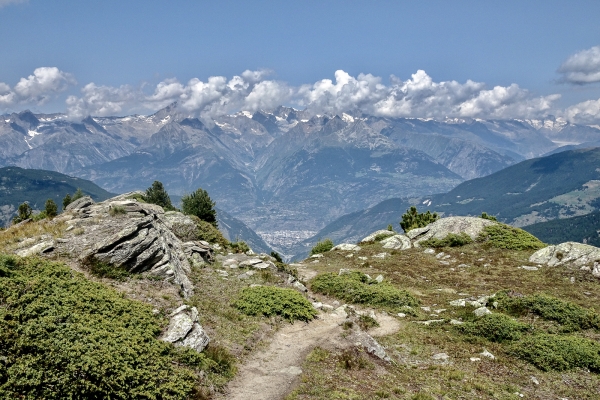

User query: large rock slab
[407,217,496,246]
[331,243,361,251]
[380,234,411,250]
[529,242,600,268]
[359,230,395,243]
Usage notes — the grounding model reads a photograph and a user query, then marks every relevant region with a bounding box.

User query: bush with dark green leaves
[420,232,473,248]
[182,188,217,227]
[234,286,317,322]
[12,202,32,223]
[480,212,498,221]
[229,240,250,254]
[510,334,600,372]
[44,199,58,218]
[400,206,439,232]
[310,271,419,311]
[0,254,214,399]
[477,224,545,250]
[493,291,600,332]
[456,313,529,342]
[310,238,334,255]
[144,180,175,211]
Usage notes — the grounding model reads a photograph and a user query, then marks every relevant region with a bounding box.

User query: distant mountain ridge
[2,104,600,255]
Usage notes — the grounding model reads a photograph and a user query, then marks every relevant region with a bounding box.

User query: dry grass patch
[0,219,66,251]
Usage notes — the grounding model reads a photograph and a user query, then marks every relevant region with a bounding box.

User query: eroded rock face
[162,305,210,352]
[407,216,496,246]
[530,242,600,270]
[14,192,214,298]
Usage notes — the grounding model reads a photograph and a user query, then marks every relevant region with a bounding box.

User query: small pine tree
[387,224,394,231]
[144,181,175,211]
[181,188,217,227]
[45,199,58,218]
[62,193,72,210]
[13,202,32,223]
[400,206,439,232]
[72,188,84,202]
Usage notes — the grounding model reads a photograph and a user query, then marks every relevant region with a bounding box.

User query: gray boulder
[407,217,496,246]
[529,242,600,269]
[380,234,411,250]
[162,305,210,352]
[65,196,95,211]
[331,243,361,251]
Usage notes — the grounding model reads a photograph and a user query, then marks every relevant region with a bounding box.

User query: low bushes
[420,232,473,248]
[310,271,419,311]
[477,224,545,250]
[233,286,317,322]
[311,238,334,255]
[510,334,600,372]
[455,313,529,342]
[493,291,600,332]
[0,254,208,398]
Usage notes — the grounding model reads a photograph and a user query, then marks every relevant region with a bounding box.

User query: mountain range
[2,104,600,255]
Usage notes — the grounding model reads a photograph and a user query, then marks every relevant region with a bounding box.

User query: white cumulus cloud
[558,45,600,84]
[13,67,75,104]
[565,98,600,124]
[66,83,139,120]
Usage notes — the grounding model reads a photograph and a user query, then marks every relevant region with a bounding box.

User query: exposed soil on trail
[218,265,401,400]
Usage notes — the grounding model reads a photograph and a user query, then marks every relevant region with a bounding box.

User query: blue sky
[1,0,599,123]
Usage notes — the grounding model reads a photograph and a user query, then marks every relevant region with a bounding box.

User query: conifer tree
[144,181,175,211]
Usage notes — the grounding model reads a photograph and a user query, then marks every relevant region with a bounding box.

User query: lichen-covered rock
[380,234,411,250]
[359,230,395,243]
[529,242,600,268]
[331,243,361,251]
[407,217,496,246]
[162,305,210,352]
[349,330,391,362]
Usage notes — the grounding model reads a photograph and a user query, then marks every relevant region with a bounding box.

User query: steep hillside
[0,166,114,226]
[298,148,600,258]
[523,211,600,247]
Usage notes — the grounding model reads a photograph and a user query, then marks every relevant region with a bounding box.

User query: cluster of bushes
[233,286,317,322]
[452,291,600,373]
[493,291,600,332]
[310,271,419,311]
[0,254,222,398]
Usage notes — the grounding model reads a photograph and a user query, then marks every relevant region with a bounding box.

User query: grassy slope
[287,238,600,399]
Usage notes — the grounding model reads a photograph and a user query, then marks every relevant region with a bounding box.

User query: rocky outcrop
[331,243,361,251]
[161,305,210,352]
[406,217,496,246]
[359,230,395,243]
[380,234,411,250]
[13,192,214,298]
[530,242,600,277]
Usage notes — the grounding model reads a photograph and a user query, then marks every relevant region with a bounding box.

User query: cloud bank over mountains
[1,45,600,124]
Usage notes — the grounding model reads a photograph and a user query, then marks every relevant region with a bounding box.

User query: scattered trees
[45,199,58,218]
[181,188,217,227]
[62,188,84,210]
[12,202,32,223]
[400,206,439,232]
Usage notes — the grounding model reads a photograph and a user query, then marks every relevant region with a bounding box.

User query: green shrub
[82,256,131,281]
[310,271,419,311]
[234,286,317,322]
[456,313,529,342]
[0,254,207,398]
[420,232,473,248]
[12,202,32,223]
[494,291,600,332]
[230,240,250,254]
[357,314,380,331]
[510,334,600,372]
[270,251,283,263]
[189,215,229,247]
[32,210,47,221]
[480,212,498,221]
[400,206,439,232]
[310,238,334,254]
[477,224,546,250]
